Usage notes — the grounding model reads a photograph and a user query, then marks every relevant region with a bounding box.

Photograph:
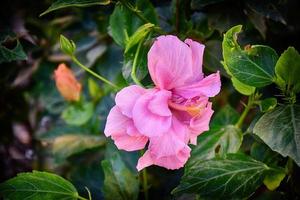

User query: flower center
[168,94,207,116]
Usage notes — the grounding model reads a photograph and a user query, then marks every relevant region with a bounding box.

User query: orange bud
[54,63,82,101]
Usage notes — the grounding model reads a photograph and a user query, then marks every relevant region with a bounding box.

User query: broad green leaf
[62,102,94,126]
[222,25,278,87]
[187,105,242,166]
[53,134,105,163]
[125,23,154,53]
[101,153,139,200]
[222,61,255,95]
[263,169,286,191]
[40,0,110,16]
[173,154,270,199]
[0,171,79,200]
[259,98,277,112]
[250,142,281,165]
[109,0,158,47]
[253,105,300,166]
[275,47,300,94]
[0,31,27,63]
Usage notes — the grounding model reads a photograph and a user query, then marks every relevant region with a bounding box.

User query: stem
[235,94,255,128]
[77,195,89,200]
[131,40,143,86]
[71,56,119,90]
[139,150,149,200]
[142,168,149,200]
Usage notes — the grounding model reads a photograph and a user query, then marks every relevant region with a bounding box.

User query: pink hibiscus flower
[104,35,221,170]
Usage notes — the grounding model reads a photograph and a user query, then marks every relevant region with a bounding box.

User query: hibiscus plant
[0,0,300,200]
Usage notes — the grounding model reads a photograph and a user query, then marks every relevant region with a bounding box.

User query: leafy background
[0,0,300,199]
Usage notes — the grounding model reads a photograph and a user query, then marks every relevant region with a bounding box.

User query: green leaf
[0,171,79,200]
[109,0,158,47]
[40,0,110,16]
[187,105,242,166]
[101,153,139,200]
[0,31,27,63]
[60,35,76,56]
[253,105,300,166]
[53,134,106,163]
[125,23,154,53]
[88,78,102,101]
[173,154,270,199]
[250,142,281,165]
[222,61,256,95]
[222,25,278,87]
[263,169,286,191]
[191,0,226,9]
[259,98,277,112]
[62,102,94,126]
[275,47,300,94]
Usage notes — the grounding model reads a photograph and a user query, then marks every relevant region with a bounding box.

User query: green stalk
[140,150,149,200]
[71,56,119,90]
[131,40,143,86]
[235,94,255,128]
[77,195,89,200]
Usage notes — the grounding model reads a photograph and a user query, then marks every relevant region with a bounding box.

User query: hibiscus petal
[174,71,221,98]
[137,118,191,170]
[104,106,148,151]
[189,102,214,145]
[115,85,146,118]
[133,91,172,137]
[148,35,194,89]
[147,90,172,116]
[184,39,205,81]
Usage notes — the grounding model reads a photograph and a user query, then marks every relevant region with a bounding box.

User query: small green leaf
[275,47,300,94]
[253,105,300,166]
[109,0,158,47]
[40,0,110,16]
[187,105,242,166]
[0,31,27,63]
[222,25,278,87]
[101,153,139,200]
[88,78,102,101]
[53,134,105,163]
[173,154,270,199]
[60,35,76,56]
[0,171,79,200]
[259,98,277,112]
[62,102,94,126]
[263,169,286,191]
[125,23,154,53]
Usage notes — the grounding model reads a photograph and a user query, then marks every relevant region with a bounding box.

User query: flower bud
[60,35,76,56]
[54,63,81,101]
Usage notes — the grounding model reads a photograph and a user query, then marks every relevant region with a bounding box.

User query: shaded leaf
[222,25,278,87]
[259,98,277,112]
[101,153,139,200]
[52,134,105,163]
[0,31,27,63]
[62,102,94,126]
[253,105,300,166]
[191,0,226,9]
[275,47,300,94]
[173,154,270,199]
[0,171,79,200]
[40,0,110,16]
[187,105,242,166]
[263,169,286,191]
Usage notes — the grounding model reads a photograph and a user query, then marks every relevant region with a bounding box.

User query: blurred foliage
[0,0,300,199]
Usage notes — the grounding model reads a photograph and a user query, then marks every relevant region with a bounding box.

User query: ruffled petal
[115,85,146,118]
[148,35,194,89]
[189,102,214,145]
[147,90,172,116]
[137,118,191,170]
[133,90,172,137]
[104,106,148,151]
[173,71,221,99]
[184,39,205,81]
